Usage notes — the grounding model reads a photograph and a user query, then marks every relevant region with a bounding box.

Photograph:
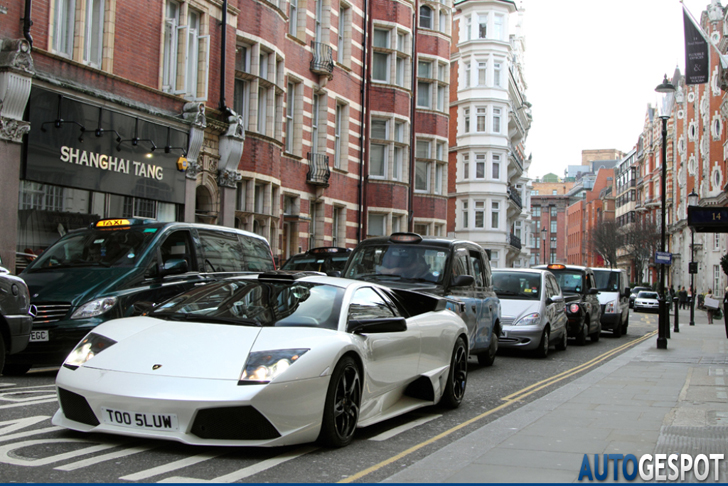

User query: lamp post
[542,227,547,265]
[688,189,699,326]
[655,74,675,350]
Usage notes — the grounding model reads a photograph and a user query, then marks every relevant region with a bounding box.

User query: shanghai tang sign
[25,88,188,204]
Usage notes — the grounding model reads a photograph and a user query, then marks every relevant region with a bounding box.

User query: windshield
[152,279,345,329]
[344,244,447,284]
[593,270,619,291]
[548,270,584,293]
[493,272,541,300]
[637,291,658,299]
[28,227,157,270]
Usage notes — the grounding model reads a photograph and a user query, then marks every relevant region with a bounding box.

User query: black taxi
[343,233,501,366]
[280,247,352,276]
[534,264,602,344]
[5,218,275,375]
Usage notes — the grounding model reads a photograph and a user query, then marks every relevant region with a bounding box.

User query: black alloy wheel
[318,356,361,448]
[442,337,467,408]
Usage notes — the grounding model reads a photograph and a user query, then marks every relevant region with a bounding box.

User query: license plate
[101,407,179,431]
[29,330,49,342]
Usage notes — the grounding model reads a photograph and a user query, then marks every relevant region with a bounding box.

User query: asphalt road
[0,310,660,483]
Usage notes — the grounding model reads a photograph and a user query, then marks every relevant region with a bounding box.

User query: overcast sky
[521,0,714,179]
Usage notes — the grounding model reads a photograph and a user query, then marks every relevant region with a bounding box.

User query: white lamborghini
[52,271,469,448]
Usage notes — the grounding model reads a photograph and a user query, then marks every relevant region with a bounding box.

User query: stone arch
[195,173,219,224]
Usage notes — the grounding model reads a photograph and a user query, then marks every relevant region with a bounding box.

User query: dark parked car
[281,247,351,276]
[533,264,601,345]
[6,218,275,375]
[629,286,652,309]
[0,265,35,374]
[343,233,501,366]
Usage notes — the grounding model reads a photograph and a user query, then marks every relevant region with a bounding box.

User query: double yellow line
[339,330,657,483]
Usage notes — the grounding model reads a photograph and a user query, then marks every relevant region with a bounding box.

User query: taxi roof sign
[389,233,423,244]
[96,219,132,227]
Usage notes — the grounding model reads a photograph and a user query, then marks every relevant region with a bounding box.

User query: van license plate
[101,407,179,431]
[29,331,49,342]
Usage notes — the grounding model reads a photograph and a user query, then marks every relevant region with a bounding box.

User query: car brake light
[569,303,580,313]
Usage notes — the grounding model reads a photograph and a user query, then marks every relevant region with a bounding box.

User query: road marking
[338,331,657,483]
[119,452,227,481]
[56,443,157,471]
[368,414,441,441]
[159,446,318,483]
[0,398,58,410]
[0,439,116,466]
[0,426,63,443]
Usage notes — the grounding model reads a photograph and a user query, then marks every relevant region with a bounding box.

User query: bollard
[673,296,679,333]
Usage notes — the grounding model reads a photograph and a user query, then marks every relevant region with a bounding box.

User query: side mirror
[347,317,407,334]
[545,297,553,305]
[159,258,188,277]
[623,287,631,297]
[450,275,475,288]
[588,288,599,295]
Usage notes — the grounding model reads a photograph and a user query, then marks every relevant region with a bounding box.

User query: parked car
[533,264,602,344]
[492,269,568,358]
[52,271,469,448]
[629,286,652,309]
[343,233,501,366]
[634,291,660,313]
[281,247,351,276]
[0,265,35,373]
[592,268,630,337]
[5,218,275,375]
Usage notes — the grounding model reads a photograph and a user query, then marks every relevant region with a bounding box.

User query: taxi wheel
[477,332,498,367]
[0,334,5,373]
[441,337,467,409]
[575,321,587,346]
[535,328,549,358]
[318,356,361,448]
[2,363,31,376]
[613,318,622,338]
[555,329,567,351]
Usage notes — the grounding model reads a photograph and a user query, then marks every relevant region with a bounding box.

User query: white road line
[0,384,55,391]
[158,446,318,483]
[0,398,58,410]
[0,439,117,466]
[56,444,156,471]
[368,414,442,442]
[119,452,227,481]
[0,426,62,443]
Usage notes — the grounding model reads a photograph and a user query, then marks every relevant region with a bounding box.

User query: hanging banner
[683,7,709,85]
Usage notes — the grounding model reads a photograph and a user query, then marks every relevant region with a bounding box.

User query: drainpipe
[357,0,370,242]
[23,0,33,47]
[220,0,228,113]
[408,8,418,232]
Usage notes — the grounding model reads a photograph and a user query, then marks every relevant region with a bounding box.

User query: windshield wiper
[37,261,112,270]
[150,312,262,327]
[355,273,402,280]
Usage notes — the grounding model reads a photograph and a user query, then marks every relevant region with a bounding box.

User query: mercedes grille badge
[152,364,162,370]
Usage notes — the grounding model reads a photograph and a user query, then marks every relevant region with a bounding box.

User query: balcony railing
[508,233,522,250]
[307,152,330,187]
[509,144,524,173]
[310,42,334,77]
[508,189,522,209]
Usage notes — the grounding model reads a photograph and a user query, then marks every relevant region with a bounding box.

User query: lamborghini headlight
[70,297,117,319]
[514,313,541,326]
[239,349,309,384]
[64,333,117,369]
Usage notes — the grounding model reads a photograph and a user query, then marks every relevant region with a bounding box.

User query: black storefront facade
[17,85,192,271]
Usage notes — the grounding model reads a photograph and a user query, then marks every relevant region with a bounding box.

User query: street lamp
[541,227,547,265]
[688,189,699,326]
[655,74,675,350]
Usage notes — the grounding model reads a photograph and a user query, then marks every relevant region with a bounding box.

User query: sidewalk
[384,307,728,483]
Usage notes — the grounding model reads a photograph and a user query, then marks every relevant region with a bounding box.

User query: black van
[281,247,352,276]
[4,218,275,375]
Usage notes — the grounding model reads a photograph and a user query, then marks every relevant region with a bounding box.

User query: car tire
[317,356,361,448]
[2,363,31,376]
[613,316,622,338]
[622,314,629,335]
[575,320,587,346]
[441,336,468,409]
[477,331,498,367]
[0,333,5,374]
[535,328,549,358]
[555,329,567,351]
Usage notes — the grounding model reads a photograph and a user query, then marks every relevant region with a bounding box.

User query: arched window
[420,5,432,29]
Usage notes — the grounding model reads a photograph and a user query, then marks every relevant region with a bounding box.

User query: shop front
[19,86,189,270]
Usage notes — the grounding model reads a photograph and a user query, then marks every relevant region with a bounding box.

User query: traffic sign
[655,251,672,265]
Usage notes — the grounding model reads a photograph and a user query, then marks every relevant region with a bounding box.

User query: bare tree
[588,220,621,268]
[621,215,661,283]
